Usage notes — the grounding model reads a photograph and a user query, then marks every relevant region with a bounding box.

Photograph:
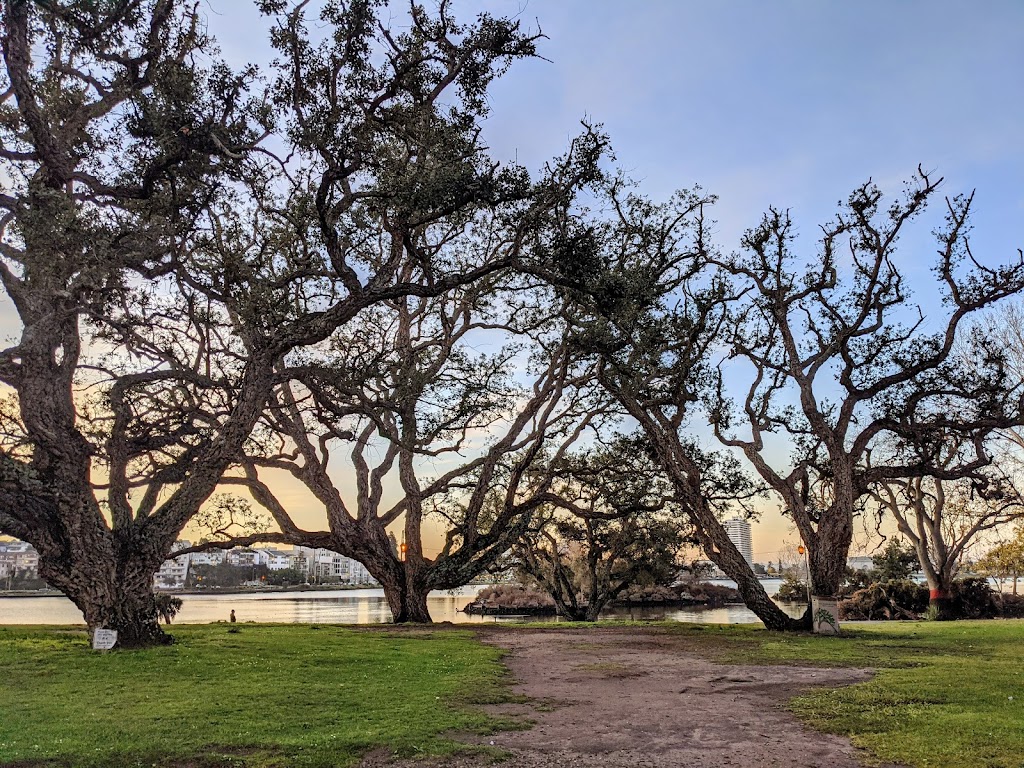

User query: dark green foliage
[153,593,183,624]
[264,567,309,587]
[775,575,809,603]
[996,593,1024,617]
[188,562,270,588]
[842,567,874,594]
[0,569,48,591]
[871,540,919,582]
[951,577,998,619]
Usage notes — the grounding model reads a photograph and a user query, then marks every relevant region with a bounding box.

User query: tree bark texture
[35,529,170,647]
[374,562,433,624]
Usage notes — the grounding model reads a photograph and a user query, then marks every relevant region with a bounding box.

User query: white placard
[92,629,118,650]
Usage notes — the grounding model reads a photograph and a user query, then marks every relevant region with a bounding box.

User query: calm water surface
[0,579,800,625]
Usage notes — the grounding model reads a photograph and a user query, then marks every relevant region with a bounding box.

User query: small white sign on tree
[92,629,118,650]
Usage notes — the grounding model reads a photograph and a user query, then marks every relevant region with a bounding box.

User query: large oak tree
[712,171,1024,608]
[0,0,598,644]
[0,0,266,646]
[187,271,609,622]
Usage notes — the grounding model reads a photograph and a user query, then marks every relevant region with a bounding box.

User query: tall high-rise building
[723,517,753,566]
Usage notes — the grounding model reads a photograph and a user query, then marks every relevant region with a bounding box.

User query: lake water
[0,579,802,626]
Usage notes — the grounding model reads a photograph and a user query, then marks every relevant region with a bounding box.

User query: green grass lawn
[0,624,511,767]
[655,620,1024,768]
[1,620,1022,768]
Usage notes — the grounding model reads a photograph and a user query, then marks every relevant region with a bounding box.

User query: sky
[184,0,1024,561]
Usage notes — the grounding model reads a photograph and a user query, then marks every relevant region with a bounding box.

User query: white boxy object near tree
[811,596,840,635]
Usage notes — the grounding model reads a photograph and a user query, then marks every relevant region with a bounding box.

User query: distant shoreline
[0,590,66,599]
[0,584,374,599]
[0,582,498,599]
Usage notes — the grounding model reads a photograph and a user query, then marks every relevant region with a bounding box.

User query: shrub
[619,584,679,604]
[683,582,740,605]
[839,580,928,621]
[884,579,930,613]
[952,577,998,619]
[840,568,873,596]
[774,575,808,603]
[154,594,183,625]
[996,592,1024,618]
[471,584,554,612]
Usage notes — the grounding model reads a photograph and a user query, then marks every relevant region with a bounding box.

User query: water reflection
[0,587,491,626]
[0,580,802,626]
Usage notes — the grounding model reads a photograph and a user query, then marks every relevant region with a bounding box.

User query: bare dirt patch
[365,626,902,768]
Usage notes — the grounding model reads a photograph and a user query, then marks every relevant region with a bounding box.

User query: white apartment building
[189,549,226,567]
[290,548,312,575]
[154,540,192,589]
[293,546,376,585]
[0,540,40,579]
[259,549,293,571]
[723,517,753,566]
[225,548,260,568]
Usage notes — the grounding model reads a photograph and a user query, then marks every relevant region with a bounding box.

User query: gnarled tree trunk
[928,585,956,620]
[347,528,434,624]
[608,384,809,631]
[687,498,808,631]
[702,525,811,631]
[35,527,170,648]
[923,562,957,621]
[380,575,432,624]
[806,499,854,600]
[72,572,168,648]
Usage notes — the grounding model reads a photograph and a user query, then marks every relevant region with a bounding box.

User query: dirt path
[433,627,898,768]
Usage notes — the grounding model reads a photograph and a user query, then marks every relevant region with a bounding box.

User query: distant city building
[189,549,226,567]
[0,539,40,580]
[153,542,379,588]
[292,546,377,585]
[260,549,293,571]
[154,540,192,589]
[723,517,753,566]
[225,548,260,568]
[847,556,874,572]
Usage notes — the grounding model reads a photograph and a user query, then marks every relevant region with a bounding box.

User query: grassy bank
[656,620,1024,768]
[1,621,1021,768]
[789,622,1023,768]
[0,624,510,767]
